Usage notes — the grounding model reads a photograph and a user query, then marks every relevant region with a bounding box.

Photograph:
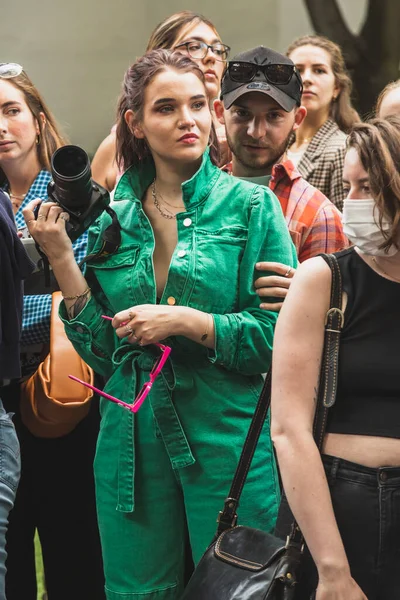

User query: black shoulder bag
[181,254,344,600]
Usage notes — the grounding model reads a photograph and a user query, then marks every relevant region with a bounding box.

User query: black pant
[2,382,105,600]
[275,454,400,600]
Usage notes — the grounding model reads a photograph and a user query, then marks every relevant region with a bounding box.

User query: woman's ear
[36,111,46,134]
[125,110,144,138]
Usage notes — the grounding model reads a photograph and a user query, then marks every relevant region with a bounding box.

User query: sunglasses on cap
[227,61,296,86]
[0,63,23,79]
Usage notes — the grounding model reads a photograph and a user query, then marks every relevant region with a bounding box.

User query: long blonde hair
[287,35,360,133]
[0,69,66,185]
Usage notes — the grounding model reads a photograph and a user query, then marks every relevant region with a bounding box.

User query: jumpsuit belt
[112,345,195,513]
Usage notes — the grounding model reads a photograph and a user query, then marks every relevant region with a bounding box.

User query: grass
[34,530,46,599]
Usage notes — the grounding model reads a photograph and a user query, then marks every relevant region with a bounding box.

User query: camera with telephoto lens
[44,145,110,242]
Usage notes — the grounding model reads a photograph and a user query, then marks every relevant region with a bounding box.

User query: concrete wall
[0,0,366,154]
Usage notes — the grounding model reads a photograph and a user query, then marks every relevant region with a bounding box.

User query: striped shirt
[2,170,88,351]
[223,159,348,262]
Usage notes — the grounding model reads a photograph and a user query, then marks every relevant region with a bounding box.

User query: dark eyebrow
[1,100,22,109]
[296,62,328,68]
[342,177,369,184]
[231,102,251,110]
[154,94,206,106]
[181,36,221,45]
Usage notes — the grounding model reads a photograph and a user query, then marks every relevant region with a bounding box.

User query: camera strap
[78,206,121,267]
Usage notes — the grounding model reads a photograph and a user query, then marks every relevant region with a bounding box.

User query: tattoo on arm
[67,295,90,320]
[313,386,319,405]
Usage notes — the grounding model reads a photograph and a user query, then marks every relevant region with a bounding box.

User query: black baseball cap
[221,46,303,111]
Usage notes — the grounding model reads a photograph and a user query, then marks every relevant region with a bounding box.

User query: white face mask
[342,198,398,257]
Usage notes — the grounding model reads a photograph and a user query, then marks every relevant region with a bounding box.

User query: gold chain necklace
[151,180,184,220]
[371,256,400,283]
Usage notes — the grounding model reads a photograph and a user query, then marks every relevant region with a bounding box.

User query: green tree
[304,0,400,116]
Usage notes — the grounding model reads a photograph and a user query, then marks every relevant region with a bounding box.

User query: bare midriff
[323,433,400,468]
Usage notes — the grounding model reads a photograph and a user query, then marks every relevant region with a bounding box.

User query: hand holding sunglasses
[69,334,171,413]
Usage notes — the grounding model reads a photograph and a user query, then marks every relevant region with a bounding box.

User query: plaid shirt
[2,170,88,348]
[294,119,347,211]
[223,159,348,262]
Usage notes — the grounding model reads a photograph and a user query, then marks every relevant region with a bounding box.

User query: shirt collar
[114,148,221,209]
[222,159,301,188]
[2,170,51,229]
[270,159,302,186]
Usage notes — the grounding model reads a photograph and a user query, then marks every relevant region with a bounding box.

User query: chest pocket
[188,226,247,313]
[87,245,140,312]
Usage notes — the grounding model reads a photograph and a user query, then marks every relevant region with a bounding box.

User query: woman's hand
[113,305,186,346]
[23,199,74,263]
[316,574,368,599]
[254,261,296,312]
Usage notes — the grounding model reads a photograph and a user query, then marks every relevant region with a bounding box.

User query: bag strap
[217,253,344,535]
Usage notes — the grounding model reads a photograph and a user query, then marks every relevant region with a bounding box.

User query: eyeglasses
[69,342,172,413]
[0,63,23,79]
[175,41,230,62]
[227,61,296,85]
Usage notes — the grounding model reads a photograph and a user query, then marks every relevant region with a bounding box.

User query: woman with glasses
[0,63,105,600]
[24,49,297,599]
[91,10,230,192]
[286,35,360,210]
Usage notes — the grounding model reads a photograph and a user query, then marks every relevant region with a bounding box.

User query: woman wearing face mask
[272,116,400,599]
[23,49,297,599]
[286,35,360,210]
[375,79,400,118]
[0,63,105,600]
[92,10,230,192]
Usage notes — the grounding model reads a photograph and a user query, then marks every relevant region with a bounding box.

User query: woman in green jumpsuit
[24,50,297,600]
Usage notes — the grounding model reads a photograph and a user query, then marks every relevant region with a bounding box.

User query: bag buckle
[216,497,238,531]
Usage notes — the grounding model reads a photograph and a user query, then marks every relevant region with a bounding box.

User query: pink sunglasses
[68,316,172,413]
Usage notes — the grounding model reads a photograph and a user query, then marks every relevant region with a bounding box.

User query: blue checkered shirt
[3,170,88,347]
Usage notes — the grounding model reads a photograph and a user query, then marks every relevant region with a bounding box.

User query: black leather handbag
[181,254,344,600]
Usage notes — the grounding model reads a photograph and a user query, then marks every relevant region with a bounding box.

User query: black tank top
[327,247,400,439]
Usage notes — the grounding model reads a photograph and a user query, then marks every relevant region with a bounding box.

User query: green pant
[94,370,280,600]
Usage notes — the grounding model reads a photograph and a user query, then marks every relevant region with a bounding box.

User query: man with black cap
[215,46,348,310]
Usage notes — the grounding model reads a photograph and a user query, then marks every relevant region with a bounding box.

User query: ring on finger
[37,214,47,220]
[125,324,134,335]
[284,266,292,278]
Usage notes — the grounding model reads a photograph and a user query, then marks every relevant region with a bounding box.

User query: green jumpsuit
[61,150,297,599]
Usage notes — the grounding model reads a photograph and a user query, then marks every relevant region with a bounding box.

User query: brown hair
[116,49,219,170]
[347,116,400,252]
[0,70,66,185]
[146,11,220,52]
[375,79,400,117]
[287,35,360,133]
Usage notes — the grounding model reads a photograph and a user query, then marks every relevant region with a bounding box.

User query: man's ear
[292,105,307,132]
[125,109,144,138]
[213,99,226,125]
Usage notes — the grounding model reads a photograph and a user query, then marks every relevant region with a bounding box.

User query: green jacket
[61,150,297,513]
